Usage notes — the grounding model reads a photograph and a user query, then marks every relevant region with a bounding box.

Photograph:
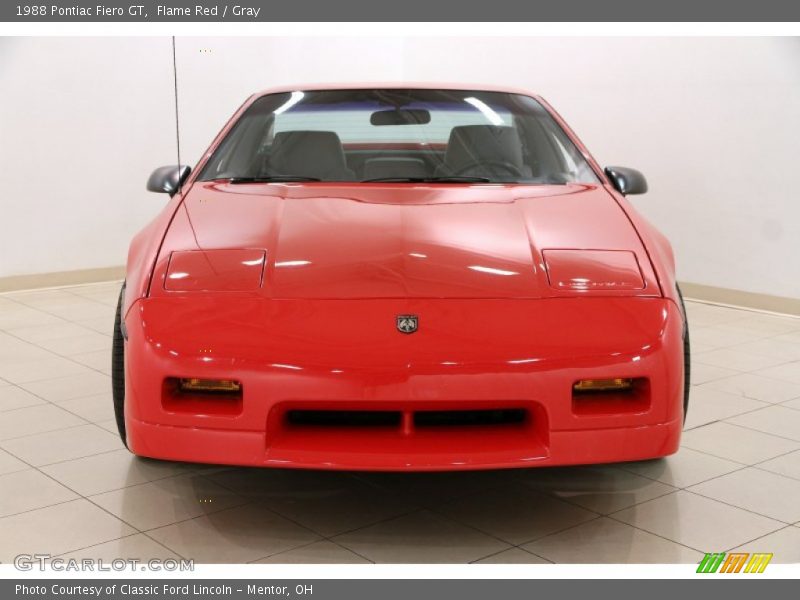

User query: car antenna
[171,36,183,196]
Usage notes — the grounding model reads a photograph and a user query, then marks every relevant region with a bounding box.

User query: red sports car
[114,84,689,471]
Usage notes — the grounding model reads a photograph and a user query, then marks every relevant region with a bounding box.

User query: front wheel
[111,283,128,448]
[676,284,691,422]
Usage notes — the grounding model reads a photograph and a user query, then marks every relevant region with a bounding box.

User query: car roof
[252,82,542,99]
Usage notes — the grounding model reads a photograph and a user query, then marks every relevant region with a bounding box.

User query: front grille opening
[286,410,402,428]
[414,408,527,428]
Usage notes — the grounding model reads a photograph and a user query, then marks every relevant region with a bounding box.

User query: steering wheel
[450,159,525,178]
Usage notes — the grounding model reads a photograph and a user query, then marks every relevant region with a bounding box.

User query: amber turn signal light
[573,378,633,393]
[178,378,242,393]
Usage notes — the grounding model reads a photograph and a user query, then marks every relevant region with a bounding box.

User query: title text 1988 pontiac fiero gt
[113,85,689,471]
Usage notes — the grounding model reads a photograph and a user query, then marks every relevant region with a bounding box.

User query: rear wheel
[112,283,128,448]
[676,284,691,422]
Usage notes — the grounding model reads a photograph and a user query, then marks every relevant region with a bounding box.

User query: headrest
[269,130,352,180]
[443,125,526,170]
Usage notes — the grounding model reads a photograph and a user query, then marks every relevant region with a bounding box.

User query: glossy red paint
[164,249,266,291]
[122,85,685,470]
[146,182,661,301]
[542,249,645,291]
[125,294,682,469]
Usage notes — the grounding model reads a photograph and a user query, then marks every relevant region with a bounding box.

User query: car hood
[167,181,659,299]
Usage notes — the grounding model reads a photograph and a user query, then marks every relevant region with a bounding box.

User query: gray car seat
[268,131,356,180]
[435,125,532,179]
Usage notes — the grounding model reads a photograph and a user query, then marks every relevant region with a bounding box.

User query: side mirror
[147,165,191,196]
[604,166,648,195]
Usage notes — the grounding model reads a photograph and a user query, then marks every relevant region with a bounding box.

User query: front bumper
[124,296,684,470]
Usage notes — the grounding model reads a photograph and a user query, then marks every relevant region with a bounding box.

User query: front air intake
[414,408,527,427]
[286,410,401,428]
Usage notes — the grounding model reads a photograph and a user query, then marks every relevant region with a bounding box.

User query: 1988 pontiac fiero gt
[113,85,689,470]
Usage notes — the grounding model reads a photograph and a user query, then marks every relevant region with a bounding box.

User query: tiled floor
[1,281,800,564]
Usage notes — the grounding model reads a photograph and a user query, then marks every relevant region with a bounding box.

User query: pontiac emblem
[396,314,419,334]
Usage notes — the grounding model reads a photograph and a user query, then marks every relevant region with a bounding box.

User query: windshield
[198,89,600,184]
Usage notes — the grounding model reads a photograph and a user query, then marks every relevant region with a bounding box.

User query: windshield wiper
[361,176,492,183]
[225,175,322,183]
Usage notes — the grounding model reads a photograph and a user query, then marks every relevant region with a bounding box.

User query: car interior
[259,125,537,181]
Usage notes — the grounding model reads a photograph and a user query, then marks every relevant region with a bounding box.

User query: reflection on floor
[1,282,800,564]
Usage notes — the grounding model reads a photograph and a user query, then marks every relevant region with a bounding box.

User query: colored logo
[697,552,773,573]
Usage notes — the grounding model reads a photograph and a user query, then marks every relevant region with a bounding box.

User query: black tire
[676,283,691,422]
[112,282,128,448]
